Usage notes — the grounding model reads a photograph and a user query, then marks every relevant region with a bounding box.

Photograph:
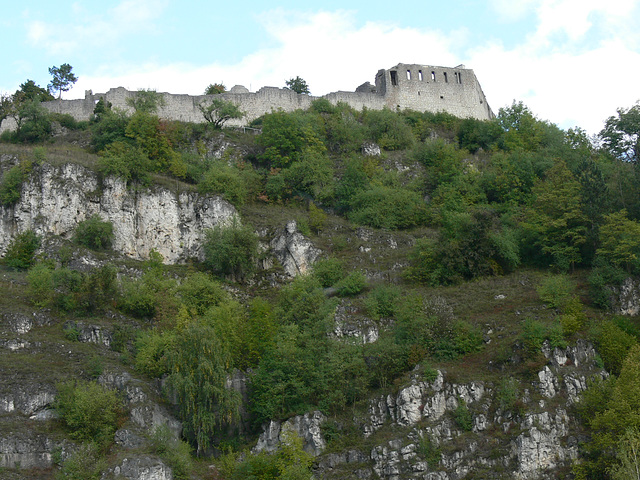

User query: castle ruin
[7,63,493,130]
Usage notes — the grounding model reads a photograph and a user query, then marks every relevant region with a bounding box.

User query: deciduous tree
[198,98,244,129]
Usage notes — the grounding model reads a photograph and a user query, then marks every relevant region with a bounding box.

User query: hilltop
[0,93,640,480]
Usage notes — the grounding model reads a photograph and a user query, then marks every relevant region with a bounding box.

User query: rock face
[270,221,321,276]
[317,340,604,480]
[612,277,640,315]
[0,159,237,263]
[111,456,173,480]
[254,411,327,456]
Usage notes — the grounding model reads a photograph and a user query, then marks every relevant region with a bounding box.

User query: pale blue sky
[3,0,640,134]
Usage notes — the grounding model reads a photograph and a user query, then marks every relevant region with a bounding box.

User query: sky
[2,0,640,135]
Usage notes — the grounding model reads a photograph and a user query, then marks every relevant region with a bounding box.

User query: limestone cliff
[0,155,237,263]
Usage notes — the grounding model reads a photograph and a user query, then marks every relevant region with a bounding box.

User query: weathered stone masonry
[26,63,493,129]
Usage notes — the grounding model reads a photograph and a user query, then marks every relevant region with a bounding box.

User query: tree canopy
[285,76,310,95]
[48,63,78,99]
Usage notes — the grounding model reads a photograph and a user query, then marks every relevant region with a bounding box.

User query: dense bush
[348,185,427,229]
[148,425,193,479]
[312,257,345,288]
[335,271,367,296]
[0,164,25,205]
[55,443,106,480]
[3,230,40,269]
[55,380,120,446]
[74,214,114,250]
[202,220,259,281]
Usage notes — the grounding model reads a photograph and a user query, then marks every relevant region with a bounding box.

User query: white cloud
[68,3,640,134]
[25,0,168,55]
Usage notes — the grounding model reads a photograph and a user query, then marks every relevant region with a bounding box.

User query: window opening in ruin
[444,72,448,83]
[431,71,436,81]
[419,70,423,81]
[440,95,444,99]
[459,72,463,84]
[390,71,398,86]
[407,70,411,80]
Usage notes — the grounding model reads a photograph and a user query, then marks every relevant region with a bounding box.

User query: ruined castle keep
[41,63,493,126]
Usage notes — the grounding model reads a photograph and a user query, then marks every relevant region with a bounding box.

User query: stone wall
[29,62,493,131]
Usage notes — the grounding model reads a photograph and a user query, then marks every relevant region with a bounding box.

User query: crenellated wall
[14,63,493,131]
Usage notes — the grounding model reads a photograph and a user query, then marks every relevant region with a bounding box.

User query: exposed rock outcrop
[0,160,237,263]
[270,221,321,276]
[254,411,327,456]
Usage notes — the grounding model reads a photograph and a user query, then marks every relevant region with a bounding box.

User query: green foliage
[48,63,78,99]
[577,345,640,478]
[55,443,106,480]
[258,110,326,168]
[166,321,241,454]
[590,320,637,375]
[231,430,313,480]
[198,161,248,205]
[203,220,259,281]
[365,284,400,319]
[98,140,152,185]
[335,271,367,297]
[148,425,193,480]
[0,164,25,205]
[497,101,547,152]
[348,185,427,229]
[362,108,414,150]
[90,108,128,152]
[198,98,244,129]
[599,101,640,163]
[413,137,465,191]
[74,214,114,250]
[125,111,178,173]
[519,318,566,357]
[417,436,441,469]
[135,329,174,377]
[536,274,575,308]
[3,230,40,269]
[406,207,519,285]
[588,258,628,309]
[312,257,345,288]
[597,209,640,273]
[13,98,52,143]
[452,398,473,431]
[285,76,310,95]
[55,380,120,446]
[457,117,503,153]
[177,272,228,316]
[205,83,226,95]
[126,89,165,114]
[520,160,588,270]
[495,376,520,412]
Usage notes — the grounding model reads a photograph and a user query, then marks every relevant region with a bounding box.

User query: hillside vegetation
[1,88,640,480]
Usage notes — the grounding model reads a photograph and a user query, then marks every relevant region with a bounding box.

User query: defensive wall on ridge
[35,63,494,128]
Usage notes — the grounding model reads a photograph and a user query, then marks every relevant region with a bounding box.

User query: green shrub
[495,376,520,412]
[335,271,367,297]
[119,278,158,318]
[198,162,248,205]
[520,318,548,356]
[365,284,400,319]
[418,436,441,469]
[177,272,228,316]
[148,425,193,480]
[203,219,259,282]
[74,214,114,250]
[348,185,427,229]
[536,274,575,308]
[135,329,175,377]
[98,140,152,185]
[55,380,120,446]
[312,257,345,288]
[362,108,415,150]
[590,320,637,375]
[0,165,25,205]
[27,262,54,307]
[588,260,627,309]
[3,230,40,269]
[55,443,106,480]
[452,399,473,431]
